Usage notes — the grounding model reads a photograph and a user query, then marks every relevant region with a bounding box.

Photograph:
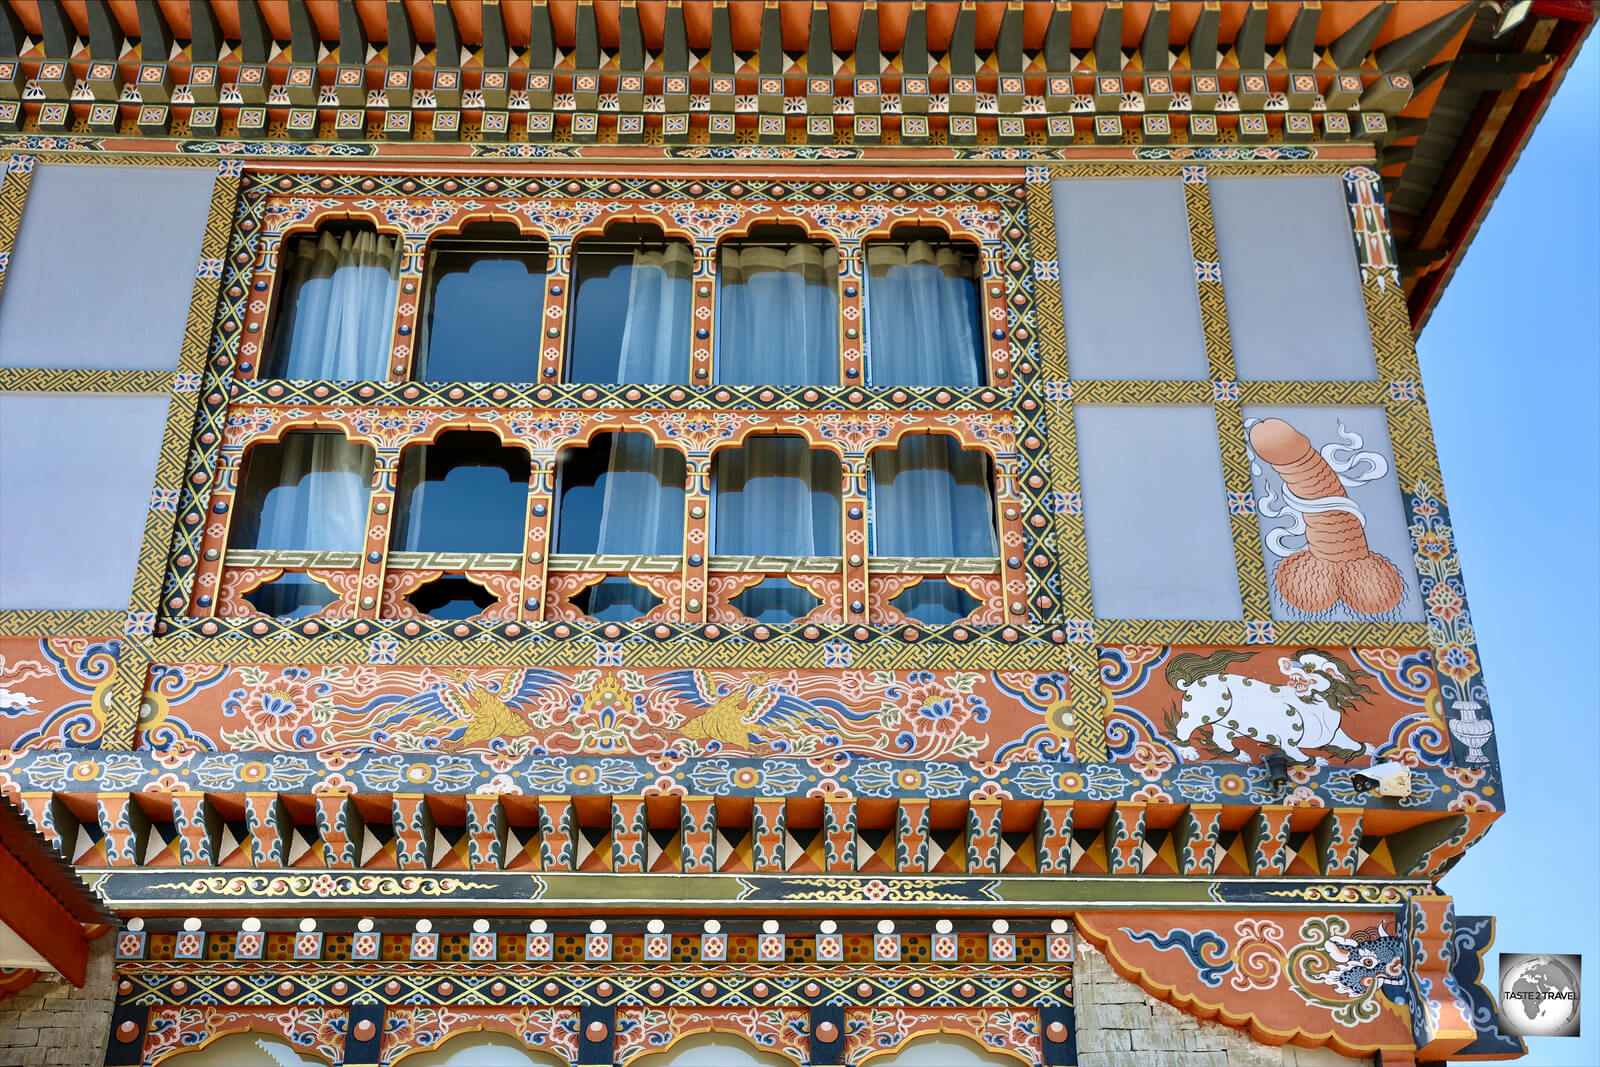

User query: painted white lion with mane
[1165,648,1377,763]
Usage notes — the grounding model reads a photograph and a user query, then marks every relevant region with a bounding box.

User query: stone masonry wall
[0,936,116,1067]
[1074,941,1375,1067]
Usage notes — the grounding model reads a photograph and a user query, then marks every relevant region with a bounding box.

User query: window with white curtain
[264,222,400,381]
[865,228,985,386]
[568,223,694,383]
[870,434,998,558]
[713,436,842,557]
[229,430,375,553]
[390,431,530,553]
[717,225,839,386]
[414,221,547,383]
[557,432,686,621]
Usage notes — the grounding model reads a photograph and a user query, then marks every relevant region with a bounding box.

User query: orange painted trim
[1075,911,1417,1060]
[0,844,89,986]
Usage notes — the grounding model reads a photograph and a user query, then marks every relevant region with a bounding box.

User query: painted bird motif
[372,668,568,752]
[652,670,878,753]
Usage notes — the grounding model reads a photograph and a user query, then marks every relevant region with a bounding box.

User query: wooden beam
[433,1,461,66]
[1282,3,1320,69]
[1184,4,1220,71]
[573,0,599,73]
[387,0,416,65]
[807,1,831,75]
[1140,4,1171,73]
[996,3,1024,73]
[1328,0,1393,71]
[0,846,88,987]
[188,0,223,63]
[1093,1,1123,72]
[1231,2,1267,71]
[286,0,318,65]
[618,0,645,72]
[1375,1,1476,74]
[136,0,173,61]
[855,2,879,77]
[949,1,976,78]
[709,3,734,75]
[902,4,928,77]
[759,2,783,78]
[339,0,368,62]
[663,1,689,72]
[85,0,123,60]
[481,0,509,68]
[236,0,272,65]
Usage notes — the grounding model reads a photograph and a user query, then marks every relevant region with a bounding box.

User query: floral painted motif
[143,1006,345,1066]
[1080,910,1415,1058]
[613,1007,808,1066]
[381,1006,578,1066]
[842,1008,1040,1065]
[0,637,119,750]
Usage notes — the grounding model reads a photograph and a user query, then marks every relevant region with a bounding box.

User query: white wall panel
[0,393,168,608]
[0,164,217,370]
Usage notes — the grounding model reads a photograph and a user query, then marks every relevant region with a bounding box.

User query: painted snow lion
[1164,648,1377,762]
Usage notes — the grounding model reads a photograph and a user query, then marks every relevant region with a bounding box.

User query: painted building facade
[0,2,1588,1065]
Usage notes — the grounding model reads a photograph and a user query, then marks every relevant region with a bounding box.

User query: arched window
[869,434,997,558]
[629,1031,797,1067]
[714,436,841,557]
[556,433,686,556]
[394,1030,568,1067]
[717,224,838,386]
[556,431,686,621]
[569,222,694,383]
[391,431,530,553]
[415,220,548,383]
[864,1034,1023,1066]
[153,1031,330,1067]
[865,225,985,386]
[265,221,400,381]
[229,430,374,553]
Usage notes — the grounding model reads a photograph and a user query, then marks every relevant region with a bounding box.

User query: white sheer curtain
[866,240,984,386]
[870,435,997,557]
[240,432,371,551]
[589,432,685,619]
[615,244,694,382]
[717,243,839,385]
[714,436,841,556]
[595,433,685,553]
[267,229,400,380]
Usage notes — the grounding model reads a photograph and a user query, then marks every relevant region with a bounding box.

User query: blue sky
[1423,32,1598,1066]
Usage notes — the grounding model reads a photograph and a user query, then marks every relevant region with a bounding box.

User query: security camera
[1350,762,1412,798]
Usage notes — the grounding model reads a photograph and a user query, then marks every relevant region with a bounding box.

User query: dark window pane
[231,431,374,552]
[244,573,338,618]
[889,578,979,625]
[417,234,545,382]
[556,432,685,554]
[265,224,399,381]
[574,577,662,622]
[866,239,985,386]
[717,238,839,386]
[730,577,820,623]
[713,437,841,556]
[870,435,997,557]
[569,243,692,383]
[392,432,530,553]
[405,575,499,619]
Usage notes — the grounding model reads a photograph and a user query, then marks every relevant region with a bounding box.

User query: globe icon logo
[1499,953,1582,1038]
